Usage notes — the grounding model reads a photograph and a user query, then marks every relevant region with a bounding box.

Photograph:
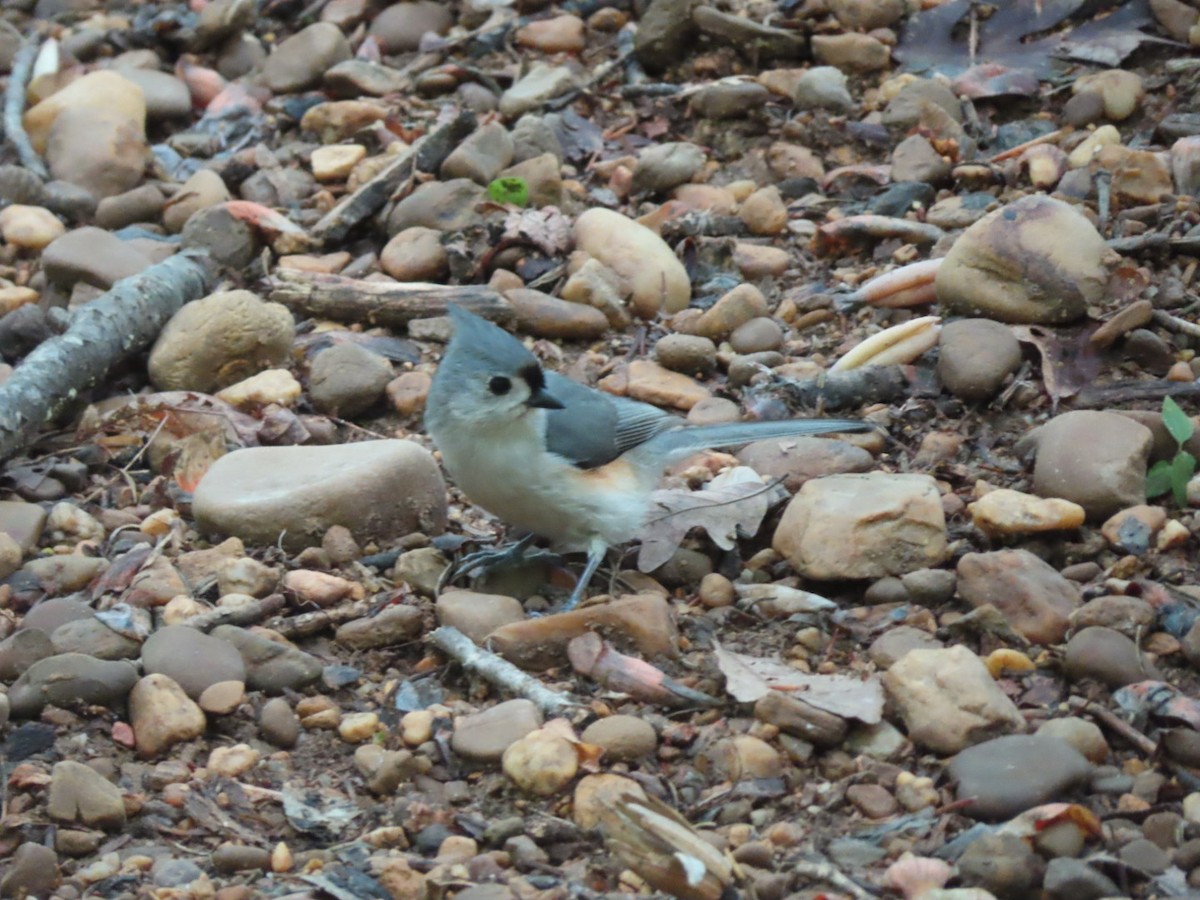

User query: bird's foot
[440,537,561,591]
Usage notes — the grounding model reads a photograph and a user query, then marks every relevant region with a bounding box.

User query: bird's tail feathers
[634,418,873,467]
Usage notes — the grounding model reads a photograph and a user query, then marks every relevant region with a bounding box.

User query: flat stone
[193,440,446,551]
[773,473,947,580]
[141,626,247,699]
[211,625,323,694]
[47,760,126,829]
[451,699,543,762]
[948,734,1092,819]
[1032,410,1153,519]
[261,22,351,93]
[956,549,1081,645]
[42,227,153,289]
[8,653,138,717]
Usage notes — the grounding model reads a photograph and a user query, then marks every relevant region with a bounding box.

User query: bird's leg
[558,540,607,612]
[442,532,560,587]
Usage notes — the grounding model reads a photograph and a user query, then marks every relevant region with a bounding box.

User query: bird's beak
[526,385,564,410]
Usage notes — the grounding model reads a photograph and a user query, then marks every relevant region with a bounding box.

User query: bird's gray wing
[542,372,679,468]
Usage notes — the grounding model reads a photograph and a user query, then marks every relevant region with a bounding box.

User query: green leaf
[1146,460,1174,498]
[1162,395,1195,446]
[1170,450,1196,507]
[487,177,529,207]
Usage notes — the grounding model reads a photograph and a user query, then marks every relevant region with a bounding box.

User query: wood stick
[267,270,512,329]
[0,252,214,461]
[310,110,477,246]
[2,39,47,179]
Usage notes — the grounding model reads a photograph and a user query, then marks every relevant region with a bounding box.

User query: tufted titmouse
[425,306,872,610]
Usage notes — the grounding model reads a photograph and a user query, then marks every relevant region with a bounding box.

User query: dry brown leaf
[713,641,884,723]
[636,467,786,572]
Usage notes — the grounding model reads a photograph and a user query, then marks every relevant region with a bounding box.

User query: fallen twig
[265,597,373,640]
[1074,379,1200,407]
[430,625,582,716]
[0,251,214,462]
[182,594,287,632]
[2,38,48,179]
[309,110,476,246]
[764,365,912,411]
[793,860,879,899]
[267,270,512,328]
[1152,309,1200,340]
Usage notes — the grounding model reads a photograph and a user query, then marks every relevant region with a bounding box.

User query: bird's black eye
[488,376,512,395]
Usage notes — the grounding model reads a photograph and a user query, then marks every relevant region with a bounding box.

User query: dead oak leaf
[714,641,884,724]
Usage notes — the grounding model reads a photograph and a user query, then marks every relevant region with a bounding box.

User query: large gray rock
[141,626,247,699]
[211,625,322,694]
[192,440,446,551]
[9,653,138,717]
[1032,410,1153,519]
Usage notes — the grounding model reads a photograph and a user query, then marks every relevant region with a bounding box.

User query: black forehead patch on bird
[520,364,545,392]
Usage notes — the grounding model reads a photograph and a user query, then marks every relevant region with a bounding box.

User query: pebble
[1036,717,1109,763]
[441,122,514,184]
[24,71,145,154]
[95,183,166,230]
[624,359,710,410]
[502,728,579,796]
[335,604,424,649]
[948,734,1092,819]
[308,342,393,417]
[937,318,1022,401]
[1100,504,1166,554]
[115,67,191,120]
[956,549,1080,644]
[9,653,138,718]
[891,134,952,184]
[387,178,485,233]
[148,289,294,392]
[957,833,1045,897]
[451,699,543,762]
[936,195,1117,324]
[199,680,246,715]
[729,317,784,354]
[1064,626,1152,687]
[515,14,586,52]
[1032,411,1153,519]
[0,842,61,897]
[300,100,387,143]
[507,289,609,339]
[689,284,767,339]
[1073,69,1144,120]
[499,152,562,206]
[211,625,323,693]
[47,760,126,829]
[968,488,1085,538]
[392,546,448,595]
[1099,145,1174,206]
[193,440,445,551]
[435,590,528,644]
[215,368,302,409]
[180,205,259,269]
[369,0,453,52]
[51,617,140,660]
[129,673,207,758]
[574,775,648,835]
[261,22,351,93]
[631,142,705,194]
[689,82,771,119]
[581,715,657,761]
[847,783,898,819]
[381,226,448,282]
[737,436,873,492]
[811,33,891,72]
[0,204,64,250]
[739,186,788,236]
[46,105,147,200]
[141,626,247,699]
[24,555,109,592]
[500,64,577,117]
[868,625,944,669]
[310,144,366,182]
[883,645,1025,754]
[0,628,53,681]
[655,333,717,375]
[767,142,825,180]
[42,227,153,289]
[574,208,690,317]
[1070,594,1155,639]
[259,697,300,748]
[774,473,947,579]
[387,371,432,416]
[733,243,791,279]
[793,65,854,111]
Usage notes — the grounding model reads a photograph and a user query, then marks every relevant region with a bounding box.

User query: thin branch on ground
[3,38,48,179]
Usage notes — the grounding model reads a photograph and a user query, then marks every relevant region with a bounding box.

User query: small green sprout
[487,176,529,207]
[1146,396,1196,507]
